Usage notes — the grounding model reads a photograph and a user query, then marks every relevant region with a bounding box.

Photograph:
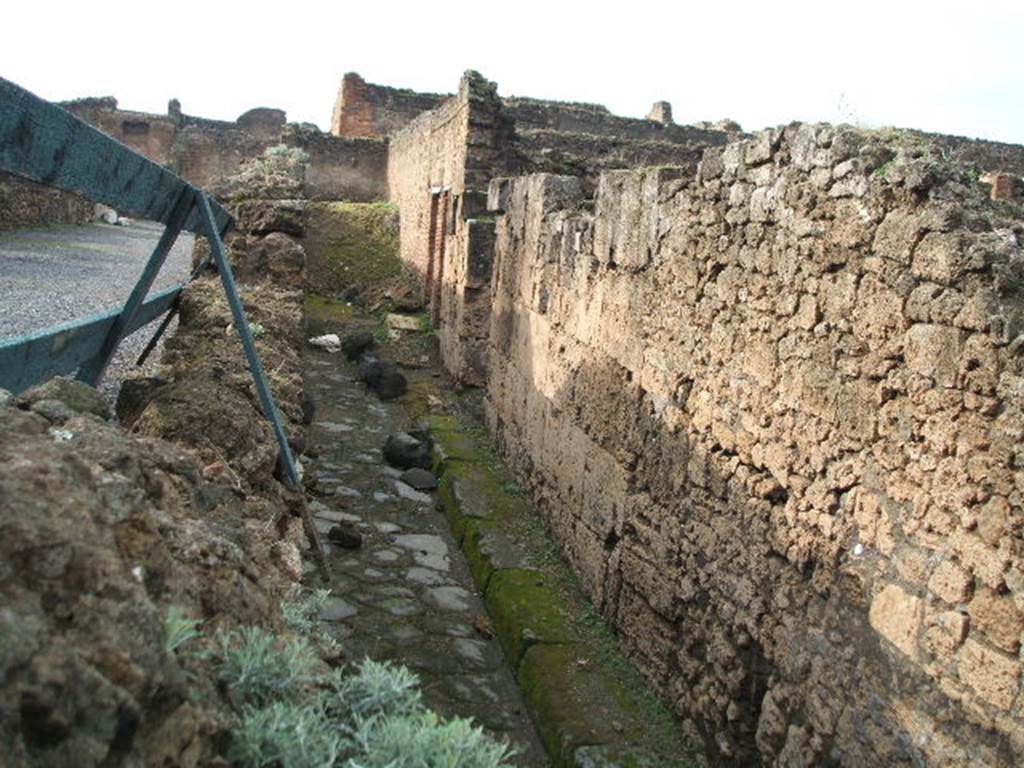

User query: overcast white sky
[3,0,1022,144]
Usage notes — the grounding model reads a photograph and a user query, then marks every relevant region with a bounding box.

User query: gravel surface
[0,220,195,407]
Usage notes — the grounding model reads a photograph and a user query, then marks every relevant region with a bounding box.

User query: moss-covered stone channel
[302,337,548,766]
[300,298,700,768]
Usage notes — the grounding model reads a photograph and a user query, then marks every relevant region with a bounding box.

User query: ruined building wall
[386,72,729,384]
[0,172,95,231]
[61,96,389,201]
[281,127,388,202]
[504,95,726,144]
[481,126,1024,766]
[331,72,447,139]
[386,71,512,383]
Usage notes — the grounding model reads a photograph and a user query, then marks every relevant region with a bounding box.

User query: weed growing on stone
[163,605,202,653]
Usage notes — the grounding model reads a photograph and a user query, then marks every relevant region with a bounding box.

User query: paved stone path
[304,346,547,767]
[0,221,194,404]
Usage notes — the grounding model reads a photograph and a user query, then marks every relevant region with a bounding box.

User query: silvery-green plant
[164,605,202,653]
[213,626,317,706]
[326,658,423,722]
[231,699,345,768]
[346,709,515,768]
[283,588,332,634]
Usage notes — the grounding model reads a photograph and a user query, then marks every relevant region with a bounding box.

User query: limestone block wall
[482,126,1024,766]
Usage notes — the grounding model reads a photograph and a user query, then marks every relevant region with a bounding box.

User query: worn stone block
[905,324,963,387]
[869,584,923,658]
[929,560,973,605]
[957,638,1020,710]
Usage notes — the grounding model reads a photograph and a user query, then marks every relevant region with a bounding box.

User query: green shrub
[231,700,345,768]
[213,626,317,706]
[326,659,423,722]
[282,588,332,634]
[347,710,515,768]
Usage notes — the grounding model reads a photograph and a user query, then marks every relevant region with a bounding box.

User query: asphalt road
[0,220,195,405]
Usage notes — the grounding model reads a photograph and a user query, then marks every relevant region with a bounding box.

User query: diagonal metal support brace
[77,187,195,386]
[194,191,327,572]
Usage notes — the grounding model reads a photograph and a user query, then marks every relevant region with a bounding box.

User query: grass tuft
[164,605,202,653]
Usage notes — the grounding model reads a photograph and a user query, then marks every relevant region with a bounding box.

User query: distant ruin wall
[927,132,1024,177]
[387,72,514,381]
[60,97,286,190]
[331,72,447,139]
[479,127,1024,766]
[503,96,727,145]
[282,129,388,202]
[0,172,95,231]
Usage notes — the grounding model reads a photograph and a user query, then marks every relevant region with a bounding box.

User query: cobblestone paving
[304,346,547,767]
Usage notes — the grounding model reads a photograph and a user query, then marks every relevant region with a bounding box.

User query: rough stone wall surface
[927,131,1024,177]
[482,126,1024,766]
[503,96,728,145]
[331,72,447,139]
[387,71,509,277]
[386,71,513,380]
[170,123,273,190]
[0,172,95,231]
[61,98,278,189]
[282,127,388,201]
[516,129,715,190]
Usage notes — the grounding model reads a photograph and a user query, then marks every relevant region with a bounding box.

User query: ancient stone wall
[331,72,447,139]
[515,129,718,191]
[386,71,514,381]
[386,72,730,384]
[479,126,1024,766]
[60,97,282,189]
[281,127,387,202]
[0,172,95,231]
[503,96,727,145]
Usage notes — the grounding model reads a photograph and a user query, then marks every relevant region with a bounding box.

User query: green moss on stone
[485,569,573,668]
[305,295,355,336]
[304,201,403,295]
[425,389,703,767]
[519,644,697,768]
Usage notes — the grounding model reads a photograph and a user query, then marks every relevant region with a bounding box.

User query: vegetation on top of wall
[215,144,311,201]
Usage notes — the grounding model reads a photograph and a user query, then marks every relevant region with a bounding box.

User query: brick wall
[331,72,447,139]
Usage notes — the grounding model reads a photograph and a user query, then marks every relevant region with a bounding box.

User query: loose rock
[358,358,408,401]
[386,313,421,332]
[400,467,438,491]
[383,432,433,470]
[16,378,111,420]
[327,524,363,549]
[309,333,341,352]
[300,391,316,426]
[341,332,376,360]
